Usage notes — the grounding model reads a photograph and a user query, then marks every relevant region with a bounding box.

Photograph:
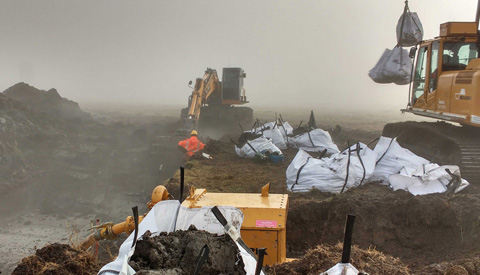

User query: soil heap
[267,243,410,275]
[12,243,99,275]
[129,228,246,275]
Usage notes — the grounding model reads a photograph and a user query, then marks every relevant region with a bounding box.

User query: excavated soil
[129,228,246,275]
[12,243,99,275]
[267,243,410,275]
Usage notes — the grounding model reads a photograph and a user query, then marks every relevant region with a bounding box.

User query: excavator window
[413,46,428,104]
[442,42,478,71]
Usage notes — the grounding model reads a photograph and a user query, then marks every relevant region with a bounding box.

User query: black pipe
[180,166,185,203]
[341,214,356,264]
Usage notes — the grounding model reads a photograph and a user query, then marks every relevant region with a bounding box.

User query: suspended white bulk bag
[383,46,412,83]
[396,11,423,47]
[291,129,340,154]
[372,136,429,184]
[369,49,395,84]
[369,47,412,85]
[235,136,282,158]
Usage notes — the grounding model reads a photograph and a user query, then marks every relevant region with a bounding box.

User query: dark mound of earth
[129,228,246,275]
[267,243,410,275]
[12,243,99,275]
[3,82,91,123]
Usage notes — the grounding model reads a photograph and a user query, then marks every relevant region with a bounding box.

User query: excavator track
[383,121,480,184]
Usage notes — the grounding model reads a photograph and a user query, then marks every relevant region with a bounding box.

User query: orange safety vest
[178,136,205,157]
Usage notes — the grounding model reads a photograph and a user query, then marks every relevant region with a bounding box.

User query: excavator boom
[178,68,252,136]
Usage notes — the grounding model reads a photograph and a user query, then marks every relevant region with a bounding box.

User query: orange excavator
[383,0,480,183]
[178,68,253,136]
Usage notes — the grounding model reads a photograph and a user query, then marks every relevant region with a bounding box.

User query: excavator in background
[178,68,253,136]
[383,0,480,183]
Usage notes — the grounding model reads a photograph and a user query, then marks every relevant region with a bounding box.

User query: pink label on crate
[256,220,278,228]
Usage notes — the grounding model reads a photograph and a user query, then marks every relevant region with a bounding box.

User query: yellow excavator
[383,0,480,182]
[178,68,253,136]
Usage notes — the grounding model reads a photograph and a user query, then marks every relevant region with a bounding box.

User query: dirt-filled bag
[396,11,423,47]
[369,47,412,85]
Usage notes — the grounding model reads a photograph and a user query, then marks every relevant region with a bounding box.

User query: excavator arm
[181,68,220,133]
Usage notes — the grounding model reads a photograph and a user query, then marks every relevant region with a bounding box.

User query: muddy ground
[3,82,480,274]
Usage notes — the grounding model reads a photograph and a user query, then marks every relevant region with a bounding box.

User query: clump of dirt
[12,243,99,275]
[129,227,246,275]
[267,243,410,275]
[416,257,480,275]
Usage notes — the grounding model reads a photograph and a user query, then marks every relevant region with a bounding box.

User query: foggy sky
[0,0,477,110]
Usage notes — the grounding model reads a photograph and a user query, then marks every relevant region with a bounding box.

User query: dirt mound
[12,243,99,275]
[287,184,480,269]
[129,228,246,275]
[3,82,91,123]
[267,243,410,275]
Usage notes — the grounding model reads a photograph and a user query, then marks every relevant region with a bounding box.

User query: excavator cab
[405,21,480,126]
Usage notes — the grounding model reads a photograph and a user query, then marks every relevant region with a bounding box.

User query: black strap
[340,142,352,194]
[193,244,210,275]
[356,143,366,185]
[180,166,185,203]
[291,157,311,191]
[306,130,316,147]
[131,206,139,248]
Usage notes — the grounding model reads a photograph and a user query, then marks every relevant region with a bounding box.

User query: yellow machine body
[181,187,289,265]
[405,21,480,126]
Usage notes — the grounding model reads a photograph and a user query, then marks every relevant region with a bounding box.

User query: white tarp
[235,136,282,158]
[289,129,340,154]
[369,47,412,85]
[98,201,264,275]
[389,163,469,196]
[286,144,377,193]
[396,11,423,47]
[372,136,429,184]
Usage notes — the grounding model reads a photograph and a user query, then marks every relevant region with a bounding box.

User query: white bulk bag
[235,136,282,158]
[369,47,412,85]
[383,46,412,83]
[290,129,340,154]
[396,11,423,47]
[369,49,394,84]
[389,163,469,196]
[286,144,377,193]
[372,136,429,184]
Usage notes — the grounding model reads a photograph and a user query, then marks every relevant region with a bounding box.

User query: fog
[0,0,476,111]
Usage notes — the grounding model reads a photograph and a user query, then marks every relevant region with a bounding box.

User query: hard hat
[191,130,198,136]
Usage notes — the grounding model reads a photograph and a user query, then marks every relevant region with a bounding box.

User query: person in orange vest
[178,130,205,160]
